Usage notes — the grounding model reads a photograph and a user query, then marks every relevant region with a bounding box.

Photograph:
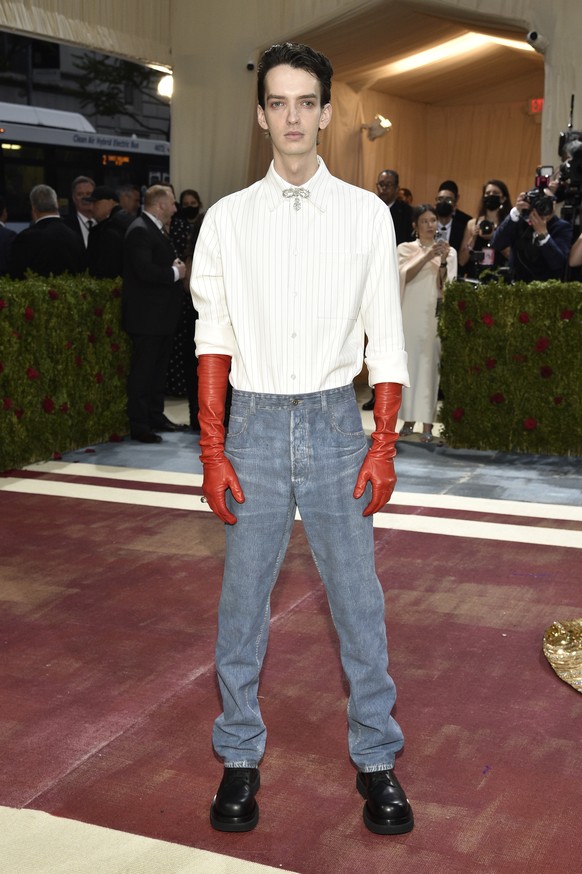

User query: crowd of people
[1,141,580,451]
[361,164,581,438]
[1,177,205,440]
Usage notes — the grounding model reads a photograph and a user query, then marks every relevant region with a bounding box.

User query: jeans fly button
[291,399,299,406]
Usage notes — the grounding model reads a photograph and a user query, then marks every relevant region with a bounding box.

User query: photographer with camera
[492,181,572,282]
[459,179,511,279]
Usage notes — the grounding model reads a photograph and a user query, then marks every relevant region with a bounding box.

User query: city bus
[0,102,170,226]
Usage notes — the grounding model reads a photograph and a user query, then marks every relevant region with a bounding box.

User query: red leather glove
[353,382,402,516]
[198,354,245,524]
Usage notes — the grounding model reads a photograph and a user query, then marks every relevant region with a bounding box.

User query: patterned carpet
[0,460,581,874]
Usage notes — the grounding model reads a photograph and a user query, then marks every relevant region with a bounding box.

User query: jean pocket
[329,399,365,437]
[225,412,249,438]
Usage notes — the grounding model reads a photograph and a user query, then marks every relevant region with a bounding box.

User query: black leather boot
[357,769,414,834]
[210,767,260,832]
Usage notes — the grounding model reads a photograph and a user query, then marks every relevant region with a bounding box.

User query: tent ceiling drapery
[286,0,543,105]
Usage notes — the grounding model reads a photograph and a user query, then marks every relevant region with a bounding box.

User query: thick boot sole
[210,800,259,832]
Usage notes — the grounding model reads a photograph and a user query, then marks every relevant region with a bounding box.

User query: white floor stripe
[1,477,209,513]
[24,460,204,487]
[373,510,582,548]
[2,475,581,548]
[19,461,582,521]
[0,806,297,874]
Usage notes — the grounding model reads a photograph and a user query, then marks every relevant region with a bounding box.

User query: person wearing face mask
[434,180,471,274]
[458,179,512,279]
[179,189,204,233]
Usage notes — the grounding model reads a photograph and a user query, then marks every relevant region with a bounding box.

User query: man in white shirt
[191,42,413,836]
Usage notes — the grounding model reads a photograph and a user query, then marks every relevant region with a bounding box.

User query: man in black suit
[376,169,414,245]
[362,169,414,410]
[63,176,96,248]
[7,184,85,279]
[85,186,133,279]
[434,180,471,272]
[122,184,187,443]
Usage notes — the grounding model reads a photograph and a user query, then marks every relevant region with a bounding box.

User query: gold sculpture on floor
[543,620,582,693]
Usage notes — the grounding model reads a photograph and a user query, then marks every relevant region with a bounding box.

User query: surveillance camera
[246,60,255,71]
[526,31,549,54]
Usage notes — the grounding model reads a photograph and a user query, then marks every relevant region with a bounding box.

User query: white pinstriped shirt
[191,159,409,394]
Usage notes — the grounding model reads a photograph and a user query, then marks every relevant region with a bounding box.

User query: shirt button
[291,374,296,380]
[291,332,297,338]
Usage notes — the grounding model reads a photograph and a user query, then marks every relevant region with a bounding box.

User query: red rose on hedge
[560,309,574,320]
[523,418,538,430]
[485,357,497,370]
[535,337,550,353]
[24,306,34,322]
[0,299,7,310]
[540,366,553,378]
[452,408,464,421]
[42,396,55,413]
[26,367,40,380]
[490,392,505,405]
[518,312,530,324]
[465,319,473,332]
[457,300,467,311]
[3,397,13,410]
[84,402,94,413]
[481,313,494,327]
[48,289,59,300]
[60,403,70,413]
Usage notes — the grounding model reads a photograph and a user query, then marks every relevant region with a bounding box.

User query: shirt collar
[262,157,329,213]
[144,210,164,231]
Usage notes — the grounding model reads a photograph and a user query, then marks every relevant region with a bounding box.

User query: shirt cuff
[510,207,521,221]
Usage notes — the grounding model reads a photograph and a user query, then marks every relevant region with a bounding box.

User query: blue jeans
[213,384,404,772]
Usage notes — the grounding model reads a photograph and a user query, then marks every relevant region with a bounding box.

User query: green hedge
[438,280,582,455]
[0,274,131,471]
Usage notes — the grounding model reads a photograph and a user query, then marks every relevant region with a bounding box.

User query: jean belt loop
[321,390,328,412]
[250,393,256,414]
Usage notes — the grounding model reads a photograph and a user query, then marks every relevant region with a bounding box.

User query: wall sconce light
[361,114,392,141]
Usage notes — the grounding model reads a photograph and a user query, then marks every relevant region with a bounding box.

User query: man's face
[376,173,397,205]
[92,198,116,223]
[73,182,94,218]
[257,64,331,164]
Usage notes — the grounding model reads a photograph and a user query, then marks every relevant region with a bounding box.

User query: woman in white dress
[398,204,457,443]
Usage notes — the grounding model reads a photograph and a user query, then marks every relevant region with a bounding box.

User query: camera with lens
[521,187,555,218]
[478,219,495,235]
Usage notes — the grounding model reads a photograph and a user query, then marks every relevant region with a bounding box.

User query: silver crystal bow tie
[283,187,310,210]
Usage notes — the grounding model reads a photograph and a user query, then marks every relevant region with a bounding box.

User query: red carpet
[1,484,580,873]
